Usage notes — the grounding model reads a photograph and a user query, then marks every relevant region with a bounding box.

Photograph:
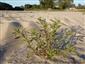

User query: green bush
[13,18,79,59]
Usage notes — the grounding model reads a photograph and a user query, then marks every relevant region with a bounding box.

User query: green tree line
[0,0,85,10]
[24,0,74,10]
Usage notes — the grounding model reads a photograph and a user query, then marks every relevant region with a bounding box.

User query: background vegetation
[0,0,85,10]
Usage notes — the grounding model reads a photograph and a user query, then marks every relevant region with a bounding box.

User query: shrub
[13,18,81,59]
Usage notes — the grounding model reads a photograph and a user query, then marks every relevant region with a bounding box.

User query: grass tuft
[13,18,82,59]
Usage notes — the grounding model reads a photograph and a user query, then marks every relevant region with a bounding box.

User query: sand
[0,11,85,64]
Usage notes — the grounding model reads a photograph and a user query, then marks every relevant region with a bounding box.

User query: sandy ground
[0,11,85,44]
[0,11,84,38]
[0,11,85,64]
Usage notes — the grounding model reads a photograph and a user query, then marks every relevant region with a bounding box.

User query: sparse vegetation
[13,18,83,59]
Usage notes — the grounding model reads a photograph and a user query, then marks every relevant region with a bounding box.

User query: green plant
[13,18,78,59]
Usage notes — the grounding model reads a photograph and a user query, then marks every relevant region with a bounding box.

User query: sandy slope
[0,11,85,44]
[0,11,85,64]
